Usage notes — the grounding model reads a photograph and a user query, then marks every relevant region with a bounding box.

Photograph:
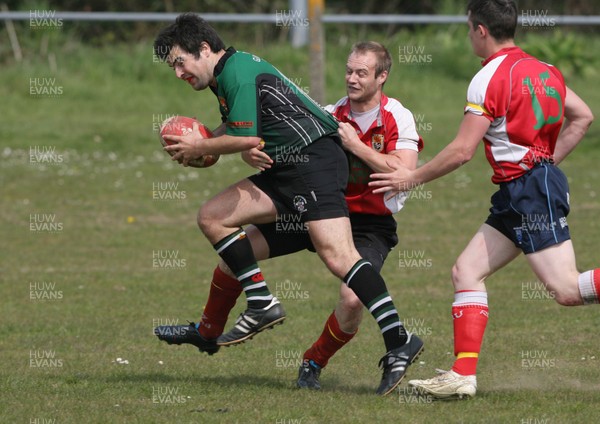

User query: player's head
[154,13,226,90]
[346,41,391,105]
[467,0,517,55]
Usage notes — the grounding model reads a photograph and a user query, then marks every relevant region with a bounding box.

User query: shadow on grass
[101,371,376,395]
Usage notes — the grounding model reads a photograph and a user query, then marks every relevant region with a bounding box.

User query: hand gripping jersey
[326,94,423,215]
[211,47,339,159]
[464,46,566,183]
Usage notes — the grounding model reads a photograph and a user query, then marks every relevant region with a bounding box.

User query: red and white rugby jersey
[325,93,423,215]
[465,46,566,183]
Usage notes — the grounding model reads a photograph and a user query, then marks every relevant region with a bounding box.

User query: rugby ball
[159,115,220,168]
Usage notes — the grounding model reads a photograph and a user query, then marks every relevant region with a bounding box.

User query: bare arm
[369,113,490,193]
[337,121,418,172]
[211,122,227,137]
[163,121,261,167]
[553,87,594,165]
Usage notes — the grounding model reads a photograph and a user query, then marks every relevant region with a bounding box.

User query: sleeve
[385,103,421,153]
[224,82,260,137]
[465,78,493,121]
[464,62,505,122]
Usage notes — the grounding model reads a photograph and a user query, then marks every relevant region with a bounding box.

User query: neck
[209,50,227,87]
[484,40,516,60]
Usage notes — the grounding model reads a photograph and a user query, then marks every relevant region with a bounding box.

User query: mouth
[183,75,195,84]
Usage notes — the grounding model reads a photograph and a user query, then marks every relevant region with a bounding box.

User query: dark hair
[350,41,392,77]
[154,13,225,61]
[467,0,518,42]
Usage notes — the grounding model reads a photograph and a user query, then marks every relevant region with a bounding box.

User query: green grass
[2,29,600,423]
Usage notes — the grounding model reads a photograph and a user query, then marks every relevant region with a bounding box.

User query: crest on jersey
[371,134,384,152]
[293,195,308,214]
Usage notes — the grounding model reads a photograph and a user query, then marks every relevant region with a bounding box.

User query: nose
[175,67,184,79]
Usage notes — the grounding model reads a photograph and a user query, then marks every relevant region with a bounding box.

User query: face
[467,13,485,58]
[167,44,214,90]
[345,51,386,106]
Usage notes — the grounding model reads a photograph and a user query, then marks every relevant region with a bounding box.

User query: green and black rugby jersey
[210,47,339,158]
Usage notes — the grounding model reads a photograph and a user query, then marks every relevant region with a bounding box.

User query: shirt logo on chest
[371,134,384,152]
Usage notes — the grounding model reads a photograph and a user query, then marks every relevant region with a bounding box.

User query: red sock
[303,311,356,368]
[451,290,488,376]
[197,266,242,339]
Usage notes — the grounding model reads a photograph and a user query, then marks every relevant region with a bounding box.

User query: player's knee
[197,202,219,234]
[451,262,465,288]
[552,290,583,306]
[451,261,483,290]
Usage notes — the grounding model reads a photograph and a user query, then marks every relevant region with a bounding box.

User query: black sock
[344,259,407,351]
[214,228,272,309]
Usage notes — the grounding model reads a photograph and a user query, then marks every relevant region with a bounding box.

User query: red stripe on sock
[593,269,600,297]
[303,311,356,368]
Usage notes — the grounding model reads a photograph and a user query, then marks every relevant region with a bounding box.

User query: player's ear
[476,24,488,38]
[377,70,388,87]
[199,41,210,58]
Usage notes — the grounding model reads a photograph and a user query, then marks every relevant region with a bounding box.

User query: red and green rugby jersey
[211,47,338,158]
[464,46,566,183]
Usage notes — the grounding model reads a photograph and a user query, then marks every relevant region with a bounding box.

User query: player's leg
[525,240,600,305]
[202,221,312,341]
[154,224,272,353]
[197,178,286,345]
[198,225,271,340]
[308,217,423,395]
[409,223,520,399]
[298,236,388,389]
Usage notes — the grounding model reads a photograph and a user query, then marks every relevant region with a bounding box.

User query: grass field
[2,26,600,424]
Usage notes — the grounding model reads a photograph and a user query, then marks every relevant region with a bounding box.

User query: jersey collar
[213,46,237,78]
[338,93,389,129]
[481,46,522,66]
